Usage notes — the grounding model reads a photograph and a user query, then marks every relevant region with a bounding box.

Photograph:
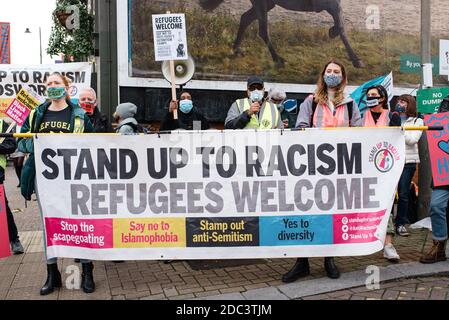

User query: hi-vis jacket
[225,98,283,129]
[295,95,362,128]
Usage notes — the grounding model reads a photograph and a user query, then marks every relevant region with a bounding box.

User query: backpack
[126,122,149,134]
[311,98,353,126]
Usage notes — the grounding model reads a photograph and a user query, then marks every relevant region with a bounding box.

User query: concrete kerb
[192,260,449,300]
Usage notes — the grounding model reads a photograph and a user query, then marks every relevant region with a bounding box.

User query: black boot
[81,262,95,293]
[282,258,310,283]
[324,257,340,279]
[40,263,62,295]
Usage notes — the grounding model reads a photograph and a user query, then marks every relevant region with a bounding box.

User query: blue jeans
[395,163,416,226]
[429,188,449,240]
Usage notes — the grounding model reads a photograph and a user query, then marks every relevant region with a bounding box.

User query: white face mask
[250,90,264,102]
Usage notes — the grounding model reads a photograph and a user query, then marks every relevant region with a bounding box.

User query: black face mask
[366,96,382,108]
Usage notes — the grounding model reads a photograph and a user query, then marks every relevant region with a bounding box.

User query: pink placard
[5,98,30,126]
[45,217,113,249]
[0,185,11,259]
[424,112,449,187]
[333,210,386,244]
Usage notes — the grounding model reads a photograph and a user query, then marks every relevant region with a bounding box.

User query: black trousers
[5,195,18,242]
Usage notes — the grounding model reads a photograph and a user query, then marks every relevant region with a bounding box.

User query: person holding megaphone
[160,91,210,131]
[225,76,283,130]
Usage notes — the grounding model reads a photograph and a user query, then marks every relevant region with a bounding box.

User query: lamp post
[417,0,432,220]
[24,27,42,64]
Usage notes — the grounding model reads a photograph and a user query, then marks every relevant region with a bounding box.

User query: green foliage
[47,0,94,62]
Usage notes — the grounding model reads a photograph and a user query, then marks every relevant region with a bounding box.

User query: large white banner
[34,129,405,260]
[0,62,92,116]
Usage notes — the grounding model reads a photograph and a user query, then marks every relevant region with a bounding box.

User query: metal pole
[98,0,118,123]
[39,27,42,64]
[417,0,432,220]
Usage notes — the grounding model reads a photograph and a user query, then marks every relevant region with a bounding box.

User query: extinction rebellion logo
[369,141,400,173]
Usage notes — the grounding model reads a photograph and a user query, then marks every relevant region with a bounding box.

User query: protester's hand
[169,100,178,113]
[247,102,260,116]
[283,119,289,128]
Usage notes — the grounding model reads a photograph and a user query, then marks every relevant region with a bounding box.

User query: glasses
[271,99,284,104]
[248,84,264,91]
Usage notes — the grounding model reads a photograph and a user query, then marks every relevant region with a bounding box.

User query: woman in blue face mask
[17,72,95,296]
[284,60,363,285]
[295,60,362,128]
[160,91,210,131]
[393,95,423,237]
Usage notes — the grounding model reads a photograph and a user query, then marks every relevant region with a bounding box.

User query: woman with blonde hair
[284,60,361,284]
[295,59,362,128]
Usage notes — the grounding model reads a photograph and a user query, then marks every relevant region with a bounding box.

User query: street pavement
[1,164,448,300]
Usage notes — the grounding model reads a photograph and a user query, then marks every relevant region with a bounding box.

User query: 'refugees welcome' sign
[33,129,405,260]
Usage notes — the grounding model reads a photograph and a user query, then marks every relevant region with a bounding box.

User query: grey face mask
[324,74,343,88]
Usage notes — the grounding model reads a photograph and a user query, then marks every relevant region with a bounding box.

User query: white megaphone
[161,55,195,86]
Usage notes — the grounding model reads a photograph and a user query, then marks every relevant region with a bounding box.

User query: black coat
[88,107,113,133]
[160,107,210,131]
[0,121,17,183]
[438,96,449,113]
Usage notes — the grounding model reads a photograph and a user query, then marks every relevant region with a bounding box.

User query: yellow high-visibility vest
[236,98,279,129]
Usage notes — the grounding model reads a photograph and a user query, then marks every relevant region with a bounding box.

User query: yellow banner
[0,98,13,118]
[15,87,42,110]
[113,218,186,248]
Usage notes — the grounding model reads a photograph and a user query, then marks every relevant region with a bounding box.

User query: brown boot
[419,240,447,264]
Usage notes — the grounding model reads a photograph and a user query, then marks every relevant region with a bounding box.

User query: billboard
[118,0,449,92]
[0,22,10,64]
[0,62,92,117]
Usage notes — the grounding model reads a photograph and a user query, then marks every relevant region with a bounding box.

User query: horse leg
[256,4,285,66]
[233,7,258,55]
[327,4,364,68]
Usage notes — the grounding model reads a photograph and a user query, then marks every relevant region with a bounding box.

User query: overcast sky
[1,0,56,64]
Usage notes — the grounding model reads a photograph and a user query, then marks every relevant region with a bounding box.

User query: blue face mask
[395,104,406,113]
[323,74,343,88]
[47,87,66,100]
[179,99,193,113]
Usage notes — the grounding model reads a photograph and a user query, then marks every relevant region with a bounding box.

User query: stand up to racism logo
[369,141,401,173]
